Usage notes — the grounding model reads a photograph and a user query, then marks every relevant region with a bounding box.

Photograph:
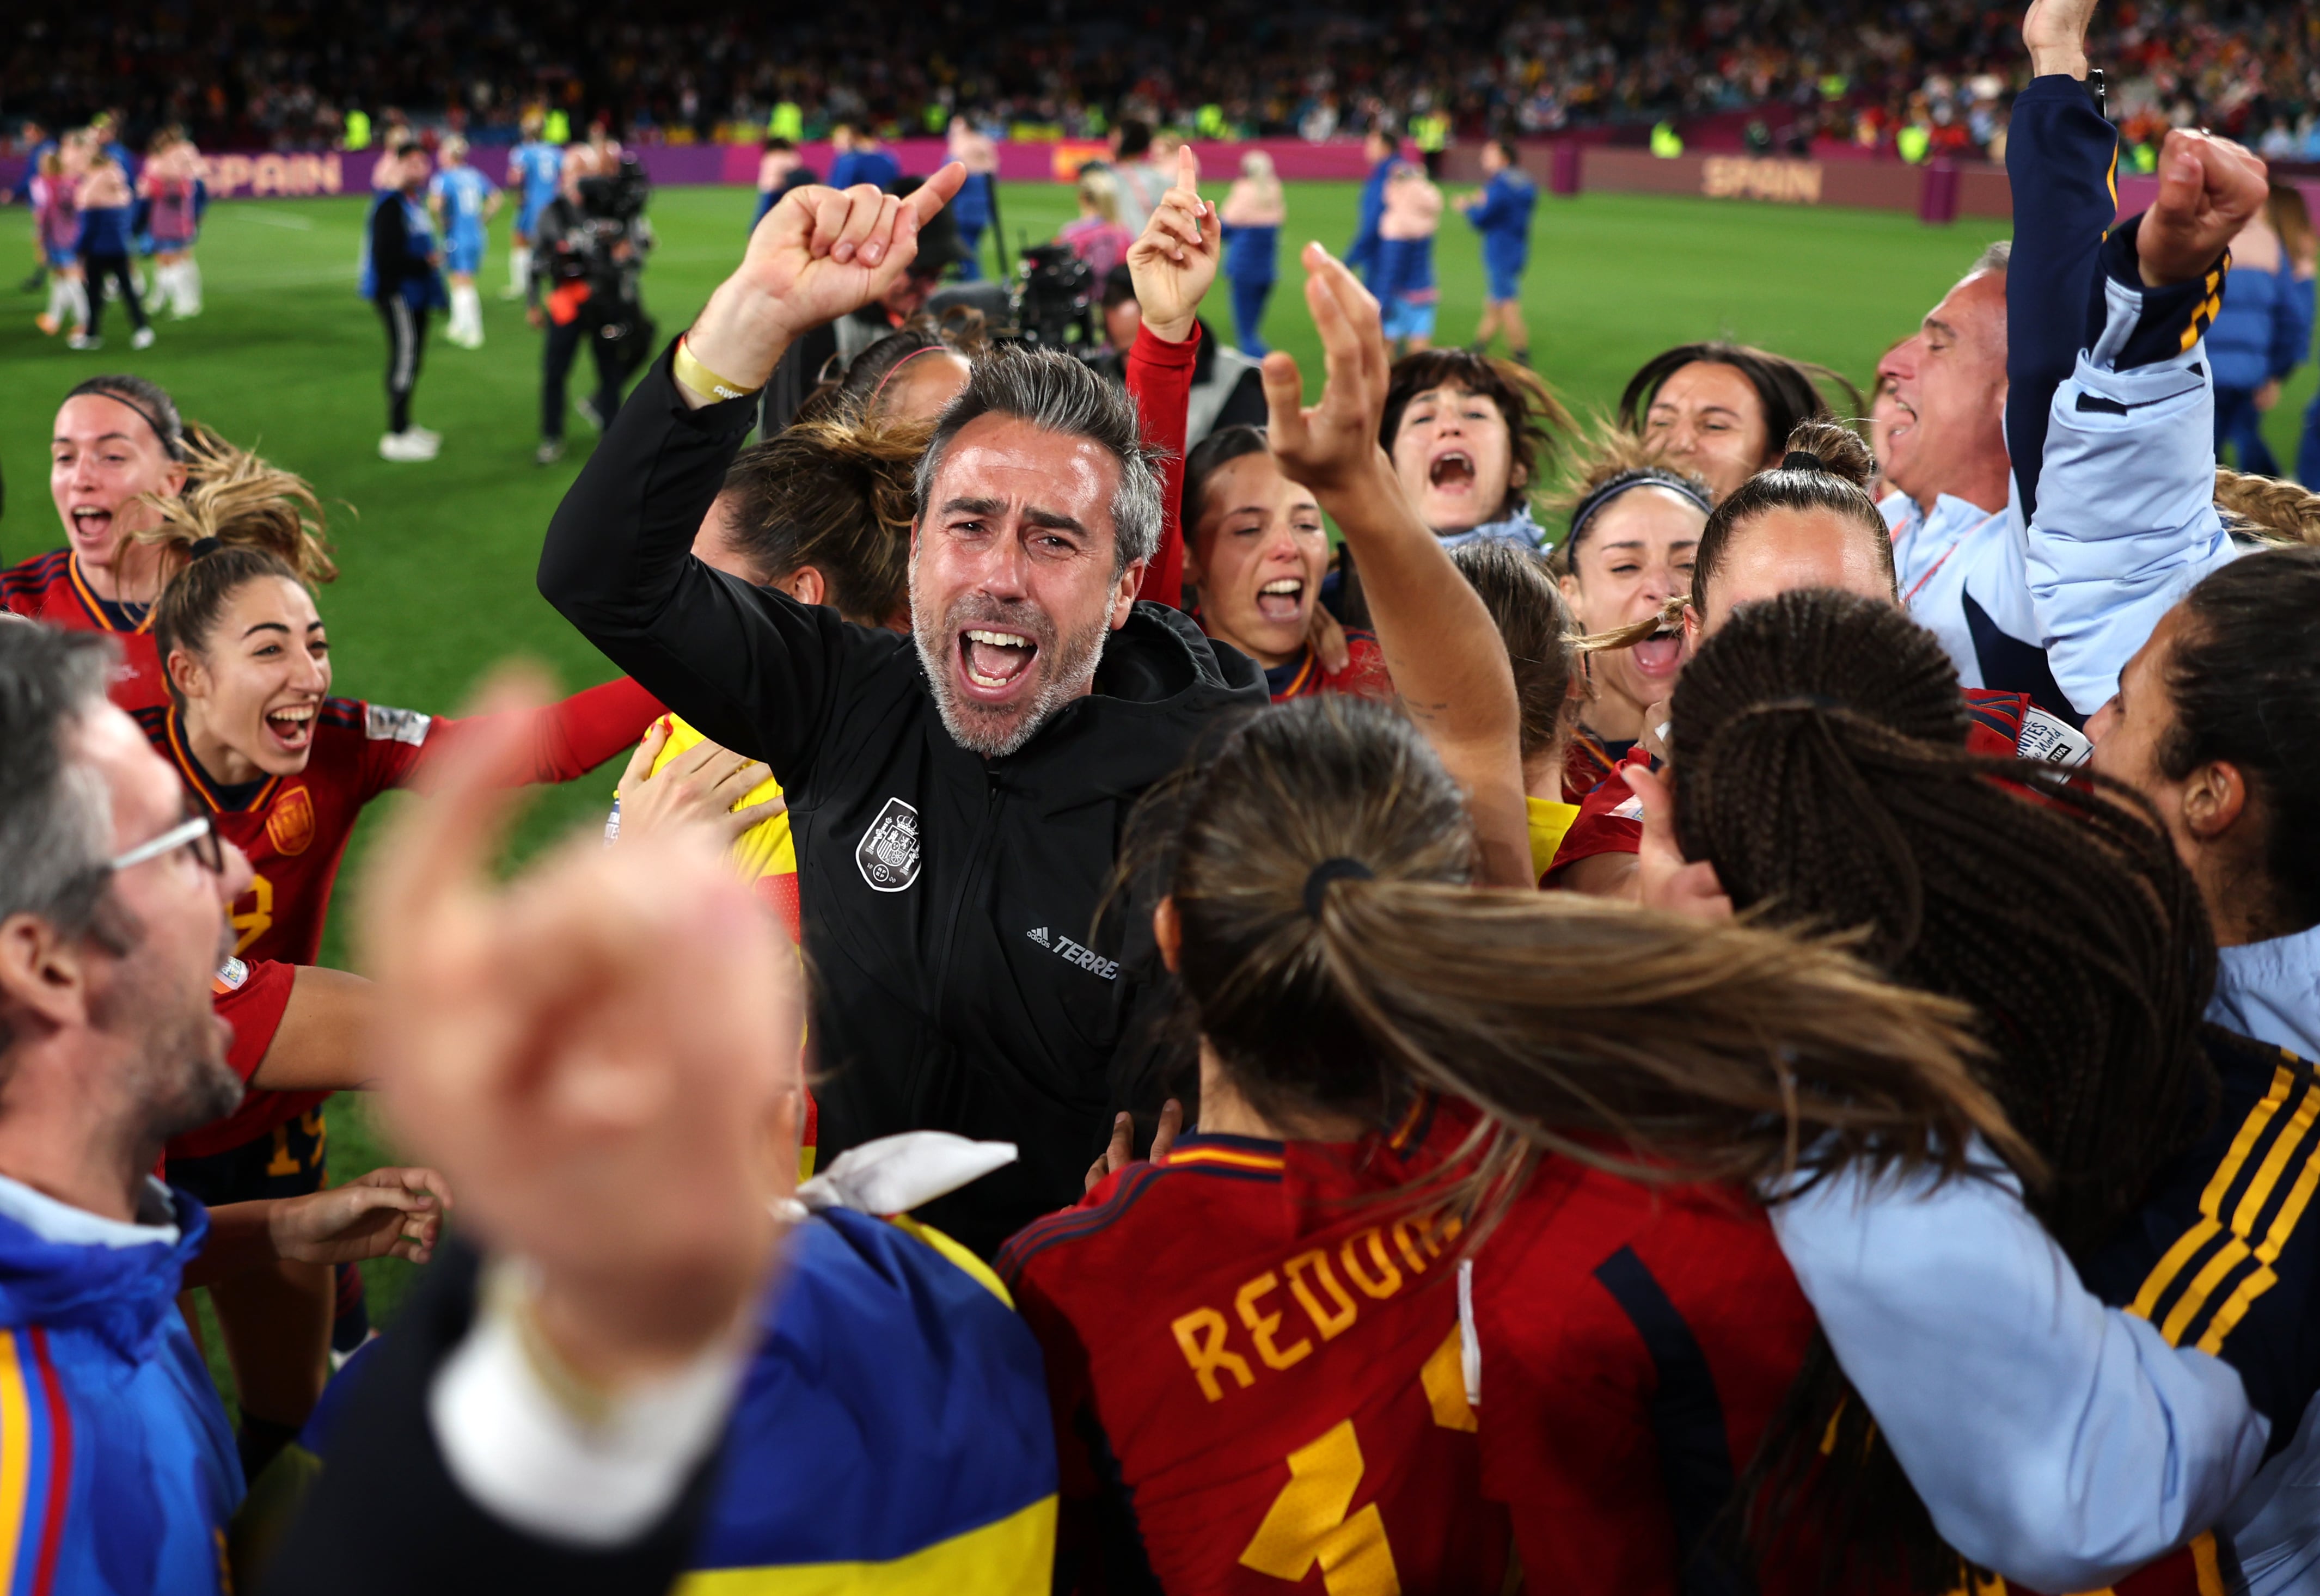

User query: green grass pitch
[1,177,2304,1396]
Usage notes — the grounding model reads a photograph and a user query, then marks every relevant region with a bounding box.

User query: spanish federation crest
[855,797,921,893]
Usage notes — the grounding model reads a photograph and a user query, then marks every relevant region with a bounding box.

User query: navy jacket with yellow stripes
[2085,1030,2320,1595]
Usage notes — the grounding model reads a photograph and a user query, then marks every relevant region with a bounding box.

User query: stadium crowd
[9,0,2320,1591]
[4,0,2315,158]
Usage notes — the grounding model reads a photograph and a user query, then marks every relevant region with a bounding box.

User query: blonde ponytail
[137,425,338,587]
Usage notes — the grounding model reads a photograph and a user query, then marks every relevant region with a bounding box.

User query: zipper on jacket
[916,768,1006,1112]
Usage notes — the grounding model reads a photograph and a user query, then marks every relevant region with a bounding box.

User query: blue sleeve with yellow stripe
[2005,71,2120,523]
[2086,1030,2320,1447]
[682,1208,1057,1592]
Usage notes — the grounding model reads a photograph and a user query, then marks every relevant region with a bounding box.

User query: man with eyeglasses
[2,623,813,1591]
[0,623,451,1592]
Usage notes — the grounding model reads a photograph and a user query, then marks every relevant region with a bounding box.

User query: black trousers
[541,317,627,441]
[377,296,429,433]
[82,252,148,337]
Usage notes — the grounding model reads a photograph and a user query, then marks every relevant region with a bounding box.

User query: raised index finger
[1176,145,1199,202]
[905,161,969,228]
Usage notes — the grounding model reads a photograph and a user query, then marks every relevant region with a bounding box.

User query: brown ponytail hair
[716,414,929,627]
[152,545,305,710]
[1447,541,1581,772]
[1137,694,2024,1224]
[1690,420,1891,615]
[1672,588,2217,1589]
[137,424,338,587]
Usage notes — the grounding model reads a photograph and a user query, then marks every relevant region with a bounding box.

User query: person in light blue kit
[1218,150,1283,357]
[2208,186,2311,476]
[1772,64,2320,1593]
[503,107,564,302]
[1342,123,1398,286]
[1456,135,1537,365]
[426,134,500,349]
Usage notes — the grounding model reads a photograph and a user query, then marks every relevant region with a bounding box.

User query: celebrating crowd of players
[7,1,2320,1590]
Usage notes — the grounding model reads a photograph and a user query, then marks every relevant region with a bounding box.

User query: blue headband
[1566,469,1712,548]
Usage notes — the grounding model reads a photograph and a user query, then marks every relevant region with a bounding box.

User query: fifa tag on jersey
[856,797,921,892]
[2016,707,2094,768]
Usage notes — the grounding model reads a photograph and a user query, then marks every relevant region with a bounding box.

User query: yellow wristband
[672,336,761,403]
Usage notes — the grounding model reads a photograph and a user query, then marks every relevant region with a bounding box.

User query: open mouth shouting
[1254,576,1305,624]
[1428,449,1477,494]
[1630,629,1684,681]
[959,625,1042,700]
[67,504,118,552]
[261,699,321,756]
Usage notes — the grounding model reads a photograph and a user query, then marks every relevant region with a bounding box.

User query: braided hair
[1673,587,2217,1589]
[2213,468,2320,547]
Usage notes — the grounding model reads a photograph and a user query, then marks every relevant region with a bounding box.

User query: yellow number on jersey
[231,873,274,956]
[1239,1327,1480,1594]
[1239,1419,1400,1596]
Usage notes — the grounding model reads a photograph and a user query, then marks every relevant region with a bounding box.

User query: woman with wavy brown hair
[999,689,2012,1596]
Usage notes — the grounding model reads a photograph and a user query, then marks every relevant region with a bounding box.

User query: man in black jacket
[539,167,1269,1254]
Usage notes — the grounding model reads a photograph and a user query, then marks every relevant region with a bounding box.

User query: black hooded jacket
[538,346,1267,1254]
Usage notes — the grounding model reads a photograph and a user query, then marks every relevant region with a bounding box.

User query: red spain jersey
[172,954,320,1162]
[136,698,433,966]
[1263,630,1394,705]
[132,678,659,968]
[1466,1158,1822,1593]
[1,548,170,711]
[998,1097,1509,1595]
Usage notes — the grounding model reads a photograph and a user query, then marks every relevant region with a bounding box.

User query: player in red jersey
[1542,431,1710,803]
[1003,690,2004,1594]
[6,376,340,713]
[1549,422,2090,892]
[143,542,658,974]
[125,537,656,1468]
[1178,426,1392,703]
[1003,255,2004,1594]
[1109,150,1391,705]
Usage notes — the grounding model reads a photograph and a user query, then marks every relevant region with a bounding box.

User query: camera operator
[529,145,657,466]
[757,176,964,435]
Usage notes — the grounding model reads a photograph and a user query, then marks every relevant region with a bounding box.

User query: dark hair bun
[1780,420,1877,493]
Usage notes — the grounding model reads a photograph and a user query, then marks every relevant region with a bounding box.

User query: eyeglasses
[109,809,225,875]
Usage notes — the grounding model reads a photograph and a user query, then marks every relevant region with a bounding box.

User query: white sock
[66,279,89,328]
[156,262,180,313]
[509,250,529,296]
[44,279,65,323]
[458,284,484,341]
[180,259,201,313]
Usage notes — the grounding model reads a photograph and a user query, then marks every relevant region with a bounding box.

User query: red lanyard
[1900,508,2000,609]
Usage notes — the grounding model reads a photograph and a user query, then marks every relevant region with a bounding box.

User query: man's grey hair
[914,346,1165,575]
[0,627,119,1054]
[1969,239,2011,277]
